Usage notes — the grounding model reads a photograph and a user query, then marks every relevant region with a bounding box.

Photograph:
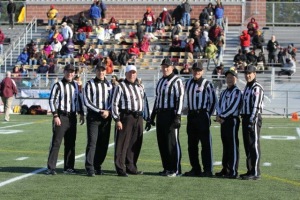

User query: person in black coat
[136,22,144,45]
[199,8,210,26]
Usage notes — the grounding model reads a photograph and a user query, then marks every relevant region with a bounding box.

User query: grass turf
[0,115,299,199]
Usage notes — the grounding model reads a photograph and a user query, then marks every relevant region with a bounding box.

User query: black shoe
[184,169,202,177]
[127,170,143,175]
[87,171,95,177]
[242,175,261,180]
[239,172,251,178]
[224,174,238,179]
[63,168,79,175]
[95,170,104,175]
[118,172,128,177]
[215,169,228,177]
[45,169,57,175]
[158,170,167,176]
[200,171,213,177]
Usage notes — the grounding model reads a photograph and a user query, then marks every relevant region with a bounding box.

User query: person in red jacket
[247,18,259,37]
[0,28,5,55]
[143,7,155,33]
[0,71,18,121]
[127,42,140,59]
[240,30,251,52]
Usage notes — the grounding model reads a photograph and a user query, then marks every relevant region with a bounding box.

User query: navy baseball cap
[95,63,106,71]
[64,64,75,71]
[161,58,172,66]
[192,62,204,71]
[244,65,256,73]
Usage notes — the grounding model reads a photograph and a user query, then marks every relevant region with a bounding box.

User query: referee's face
[161,65,173,77]
[125,70,137,83]
[244,72,256,83]
[226,74,237,88]
[192,69,203,80]
[64,70,75,82]
[96,68,106,80]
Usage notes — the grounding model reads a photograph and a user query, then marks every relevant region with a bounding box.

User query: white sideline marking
[0,128,155,188]
[262,162,272,167]
[297,128,300,138]
[0,122,34,129]
[15,157,29,161]
[213,161,222,166]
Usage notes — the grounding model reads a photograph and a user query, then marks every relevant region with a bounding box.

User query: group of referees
[46,57,264,180]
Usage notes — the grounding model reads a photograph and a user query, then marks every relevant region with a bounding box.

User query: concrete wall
[26,1,266,25]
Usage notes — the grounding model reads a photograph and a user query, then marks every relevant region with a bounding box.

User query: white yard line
[15,157,29,161]
[0,122,34,129]
[297,127,300,138]
[0,128,155,188]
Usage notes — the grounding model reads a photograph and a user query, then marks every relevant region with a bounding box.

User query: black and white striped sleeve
[175,78,184,115]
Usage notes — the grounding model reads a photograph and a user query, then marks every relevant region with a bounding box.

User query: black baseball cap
[244,65,256,73]
[64,64,75,71]
[225,69,238,77]
[161,58,172,66]
[192,62,204,71]
[95,63,106,71]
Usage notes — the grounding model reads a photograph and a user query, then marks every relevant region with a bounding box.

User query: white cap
[126,65,137,72]
[62,22,67,26]
[163,7,167,11]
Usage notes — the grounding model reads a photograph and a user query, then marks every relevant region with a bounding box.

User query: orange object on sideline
[291,112,299,121]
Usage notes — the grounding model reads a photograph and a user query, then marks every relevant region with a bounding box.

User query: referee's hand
[116,121,123,130]
[145,122,152,131]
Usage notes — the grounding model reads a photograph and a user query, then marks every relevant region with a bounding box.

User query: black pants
[85,111,112,172]
[156,110,182,174]
[47,114,77,170]
[187,111,212,173]
[220,117,240,176]
[242,114,262,176]
[114,113,143,174]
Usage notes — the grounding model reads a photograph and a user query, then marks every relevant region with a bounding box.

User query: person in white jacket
[61,22,73,41]
[51,38,62,57]
[95,25,105,45]
[278,58,296,79]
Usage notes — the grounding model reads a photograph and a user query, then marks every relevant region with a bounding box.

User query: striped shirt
[217,85,242,118]
[152,73,184,115]
[185,77,217,116]
[112,79,150,122]
[83,77,113,113]
[49,78,84,114]
[241,80,264,122]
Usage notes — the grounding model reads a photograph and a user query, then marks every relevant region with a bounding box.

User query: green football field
[0,115,299,199]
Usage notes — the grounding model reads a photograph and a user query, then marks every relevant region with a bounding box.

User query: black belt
[224,116,240,120]
[58,110,76,117]
[241,114,251,118]
[188,109,206,115]
[120,109,143,118]
[156,108,174,113]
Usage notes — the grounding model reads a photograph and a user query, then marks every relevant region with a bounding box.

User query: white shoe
[166,171,177,177]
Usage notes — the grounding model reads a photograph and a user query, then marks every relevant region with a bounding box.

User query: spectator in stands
[189,21,200,39]
[200,26,209,53]
[16,48,29,65]
[169,35,182,52]
[34,60,49,87]
[140,36,150,53]
[205,40,218,71]
[180,63,192,75]
[118,49,130,67]
[181,0,192,28]
[12,65,20,77]
[266,35,279,64]
[0,1,2,19]
[192,29,201,57]
[209,24,222,44]
[52,29,64,42]
[143,7,155,33]
[20,64,28,77]
[128,42,140,60]
[172,5,183,25]
[216,31,225,65]
[61,22,73,42]
[51,38,62,57]
[206,3,214,26]
[233,49,247,71]
[62,16,73,26]
[214,1,224,28]
[89,2,101,26]
[252,30,264,53]
[7,0,16,29]
[47,25,57,42]
[43,42,53,57]
[29,50,39,66]
[136,22,145,45]
[185,38,194,59]
[108,17,118,31]
[246,50,257,66]
[76,29,86,47]
[0,28,5,54]
[212,64,225,96]
[278,58,296,79]
[199,8,209,27]
[171,23,182,40]
[96,0,107,20]
[287,44,297,61]
[111,75,119,88]
[47,5,58,26]
[256,51,266,71]
[78,12,89,31]
[26,40,38,56]
[159,7,172,27]
[240,30,251,52]
[103,56,114,74]
[95,24,105,45]
[247,18,259,37]
[109,50,119,66]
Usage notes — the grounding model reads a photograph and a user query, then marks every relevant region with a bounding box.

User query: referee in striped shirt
[112,65,150,177]
[184,62,217,177]
[83,64,113,177]
[215,68,242,179]
[147,58,184,177]
[47,64,85,175]
[240,65,264,180]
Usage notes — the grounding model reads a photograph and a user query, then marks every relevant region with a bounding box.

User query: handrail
[2,18,37,73]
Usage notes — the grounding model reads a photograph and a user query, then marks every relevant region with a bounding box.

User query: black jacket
[7,2,16,14]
